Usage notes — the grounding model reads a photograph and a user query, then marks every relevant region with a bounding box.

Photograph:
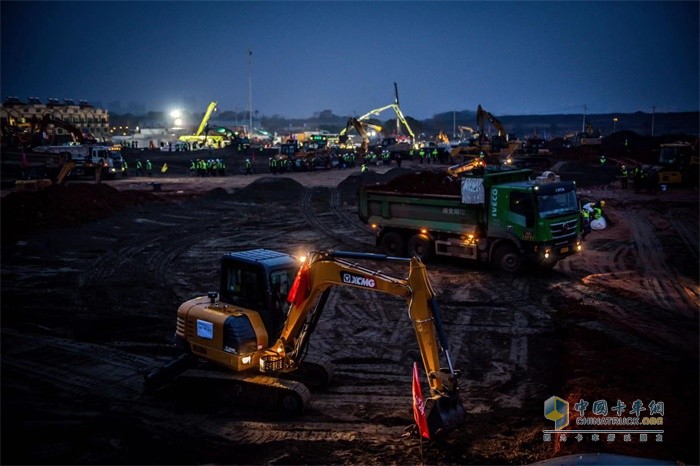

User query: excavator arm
[339,118,382,155]
[195,101,218,137]
[37,114,97,145]
[476,104,507,137]
[263,250,464,435]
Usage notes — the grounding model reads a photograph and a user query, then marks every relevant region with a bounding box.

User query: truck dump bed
[358,168,533,234]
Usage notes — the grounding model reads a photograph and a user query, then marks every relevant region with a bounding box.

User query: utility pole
[453,110,456,139]
[582,104,587,133]
[651,105,656,136]
[248,49,253,135]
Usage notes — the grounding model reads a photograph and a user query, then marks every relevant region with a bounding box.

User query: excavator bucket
[426,393,465,437]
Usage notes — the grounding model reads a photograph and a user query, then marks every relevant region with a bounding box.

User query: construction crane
[346,83,415,144]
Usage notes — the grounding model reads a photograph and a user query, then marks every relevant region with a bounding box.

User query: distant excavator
[345,83,416,146]
[179,101,227,149]
[339,117,383,156]
[474,105,520,158]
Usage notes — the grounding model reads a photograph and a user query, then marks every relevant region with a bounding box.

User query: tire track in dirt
[613,210,695,315]
[329,188,374,245]
[432,267,564,413]
[2,329,151,398]
[300,187,370,250]
[667,207,699,262]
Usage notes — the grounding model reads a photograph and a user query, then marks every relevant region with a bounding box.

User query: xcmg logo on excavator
[340,272,376,288]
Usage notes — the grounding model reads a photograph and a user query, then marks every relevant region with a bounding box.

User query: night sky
[1,1,698,119]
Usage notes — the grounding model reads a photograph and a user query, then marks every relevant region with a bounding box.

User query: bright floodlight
[174,118,183,127]
[170,109,182,119]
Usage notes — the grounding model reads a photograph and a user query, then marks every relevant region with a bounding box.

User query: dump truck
[358,168,582,272]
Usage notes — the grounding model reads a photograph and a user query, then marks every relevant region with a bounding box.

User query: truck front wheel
[494,244,522,273]
[380,231,405,257]
[407,234,433,261]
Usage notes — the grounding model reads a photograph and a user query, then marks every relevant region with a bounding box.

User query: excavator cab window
[223,266,264,311]
[268,268,295,338]
[220,261,297,339]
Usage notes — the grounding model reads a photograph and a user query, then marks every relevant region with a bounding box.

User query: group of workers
[613,162,659,194]
[411,147,443,164]
[190,158,226,177]
[580,200,607,240]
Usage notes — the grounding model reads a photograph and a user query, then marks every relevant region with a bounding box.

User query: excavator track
[147,362,312,415]
[183,369,311,414]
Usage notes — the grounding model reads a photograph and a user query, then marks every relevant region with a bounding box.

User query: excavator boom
[195,101,218,136]
[476,104,507,137]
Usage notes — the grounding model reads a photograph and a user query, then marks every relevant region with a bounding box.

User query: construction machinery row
[1,112,127,190]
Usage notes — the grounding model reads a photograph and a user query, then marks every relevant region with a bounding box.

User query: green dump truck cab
[358,169,582,272]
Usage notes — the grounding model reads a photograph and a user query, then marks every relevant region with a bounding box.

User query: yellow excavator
[146,249,465,438]
[339,117,382,156]
[446,156,488,177]
[13,151,97,192]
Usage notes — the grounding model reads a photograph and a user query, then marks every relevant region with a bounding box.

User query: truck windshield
[536,191,578,218]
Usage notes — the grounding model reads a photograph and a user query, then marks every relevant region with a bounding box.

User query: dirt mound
[199,187,231,200]
[1,183,158,241]
[232,176,305,203]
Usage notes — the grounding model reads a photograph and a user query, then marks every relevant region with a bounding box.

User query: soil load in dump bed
[365,170,461,196]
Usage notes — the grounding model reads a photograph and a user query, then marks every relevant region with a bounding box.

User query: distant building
[0,96,110,141]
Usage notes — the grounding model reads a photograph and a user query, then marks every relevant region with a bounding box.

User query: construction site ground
[1,152,698,465]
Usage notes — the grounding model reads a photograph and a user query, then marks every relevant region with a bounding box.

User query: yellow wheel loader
[146,249,465,438]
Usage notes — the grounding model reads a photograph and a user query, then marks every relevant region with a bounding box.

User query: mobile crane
[146,249,465,438]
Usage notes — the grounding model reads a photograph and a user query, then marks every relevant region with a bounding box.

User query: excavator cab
[218,249,298,340]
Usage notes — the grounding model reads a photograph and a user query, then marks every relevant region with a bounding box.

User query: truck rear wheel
[407,234,433,261]
[494,244,522,273]
[380,231,405,257]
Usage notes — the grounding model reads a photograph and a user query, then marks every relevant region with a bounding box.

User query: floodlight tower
[248,49,253,134]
